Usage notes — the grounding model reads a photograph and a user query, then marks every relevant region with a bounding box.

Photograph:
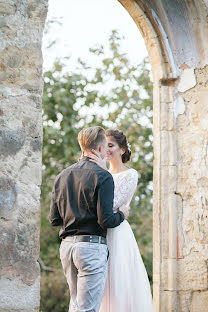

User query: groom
[49,126,128,312]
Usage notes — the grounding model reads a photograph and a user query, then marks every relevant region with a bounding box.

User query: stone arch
[0,1,208,311]
[119,1,208,311]
[119,2,179,311]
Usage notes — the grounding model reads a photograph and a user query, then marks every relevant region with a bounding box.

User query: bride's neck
[108,159,127,174]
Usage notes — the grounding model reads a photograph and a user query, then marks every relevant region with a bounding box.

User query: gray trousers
[60,239,109,312]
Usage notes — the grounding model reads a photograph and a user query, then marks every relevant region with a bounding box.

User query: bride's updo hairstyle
[105,129,131,163]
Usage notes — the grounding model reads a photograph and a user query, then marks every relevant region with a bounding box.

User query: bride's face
[106,136,124,161]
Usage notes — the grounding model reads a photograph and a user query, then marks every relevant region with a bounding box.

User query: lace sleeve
[113,169,138,210]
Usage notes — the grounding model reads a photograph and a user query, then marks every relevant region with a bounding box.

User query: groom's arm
[97,174,124,229]
[49,178,63,226]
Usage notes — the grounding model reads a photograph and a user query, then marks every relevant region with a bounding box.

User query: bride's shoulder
[125,168,139,179]
[120,168,138,189]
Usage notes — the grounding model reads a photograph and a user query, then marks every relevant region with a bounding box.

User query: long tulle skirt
[99,220,154,312]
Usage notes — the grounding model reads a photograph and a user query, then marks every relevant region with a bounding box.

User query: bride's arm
[114,170,138,216]
[115,204,130,219]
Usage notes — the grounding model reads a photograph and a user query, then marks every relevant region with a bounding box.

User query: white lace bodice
[111,168,138,211]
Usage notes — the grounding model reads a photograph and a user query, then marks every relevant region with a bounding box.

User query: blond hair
[78,126,106,151]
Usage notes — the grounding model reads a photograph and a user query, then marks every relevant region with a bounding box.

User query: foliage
[40,270,69,312]
[40,30,153,311]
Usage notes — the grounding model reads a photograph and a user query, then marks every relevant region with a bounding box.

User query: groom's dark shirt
[49,156,125,238]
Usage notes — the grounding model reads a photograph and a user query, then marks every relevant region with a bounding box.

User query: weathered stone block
[190,291,208,312]
[0,218,40,284]
[160,165,177,197]
[161,254,207,291]
[160,131,177,166]
[178,68,196,92]
[160,101,176,131]
[0,176,16,219]
[177,256,207,290]
[0,128,26,157]
[160,291,178,312]
[0,0,47,310]
[178,290,192,312]
[173,94,186,118]
[0,0,16,15]
[0,277,40,310]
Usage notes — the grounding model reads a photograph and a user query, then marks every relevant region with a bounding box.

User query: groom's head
[78,126,107,159]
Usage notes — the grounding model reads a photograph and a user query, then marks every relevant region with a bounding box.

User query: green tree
[40,30,153,312]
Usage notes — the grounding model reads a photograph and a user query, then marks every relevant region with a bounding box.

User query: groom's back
[49,156,114,238]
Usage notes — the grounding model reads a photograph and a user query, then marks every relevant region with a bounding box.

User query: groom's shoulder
[95,165,112,177]
[54,161,79,180]
[54,161,113,184]
[94,166,113,185]
[78,160,113,183]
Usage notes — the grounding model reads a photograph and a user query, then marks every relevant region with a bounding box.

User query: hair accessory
[127,142,131,151]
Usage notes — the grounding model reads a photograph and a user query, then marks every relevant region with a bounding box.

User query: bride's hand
[87,149,107,170]
[119,205,130,219]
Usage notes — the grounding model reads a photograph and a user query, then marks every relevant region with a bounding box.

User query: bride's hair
[105,129,131,163]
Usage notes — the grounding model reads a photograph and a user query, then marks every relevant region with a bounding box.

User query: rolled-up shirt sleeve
[49,183,63,226]
[97,174,124,229]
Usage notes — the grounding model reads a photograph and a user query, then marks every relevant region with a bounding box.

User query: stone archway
[119,1,208,311]
[118,1,178,311]
[0,1,208,311]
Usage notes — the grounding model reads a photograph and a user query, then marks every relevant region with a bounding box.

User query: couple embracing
[49,126,154,312]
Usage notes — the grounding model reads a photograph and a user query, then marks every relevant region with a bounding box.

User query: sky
[42,0,148,71]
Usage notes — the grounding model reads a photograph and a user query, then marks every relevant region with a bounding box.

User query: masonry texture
[1,0,208,311]
[119,1,208,311]
[0,0,48,311]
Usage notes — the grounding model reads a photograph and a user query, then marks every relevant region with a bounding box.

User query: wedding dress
[99,168,154,312]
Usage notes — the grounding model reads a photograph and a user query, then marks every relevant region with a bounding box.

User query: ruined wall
[119,1,208,311]
[0,1,48,311]
[156,65,208,312]
[137,1,208,311]
[175,65,208,311]
[143,1,208,311]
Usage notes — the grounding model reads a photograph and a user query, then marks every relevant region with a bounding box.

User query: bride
[87,129,154,312]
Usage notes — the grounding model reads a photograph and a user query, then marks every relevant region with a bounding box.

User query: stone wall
[175,65,208,312]
[119,0,208,311]
[156,65,208,312]
[0,0,48,311]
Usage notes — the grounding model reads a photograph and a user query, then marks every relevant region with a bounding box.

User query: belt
[63,235,107,245]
